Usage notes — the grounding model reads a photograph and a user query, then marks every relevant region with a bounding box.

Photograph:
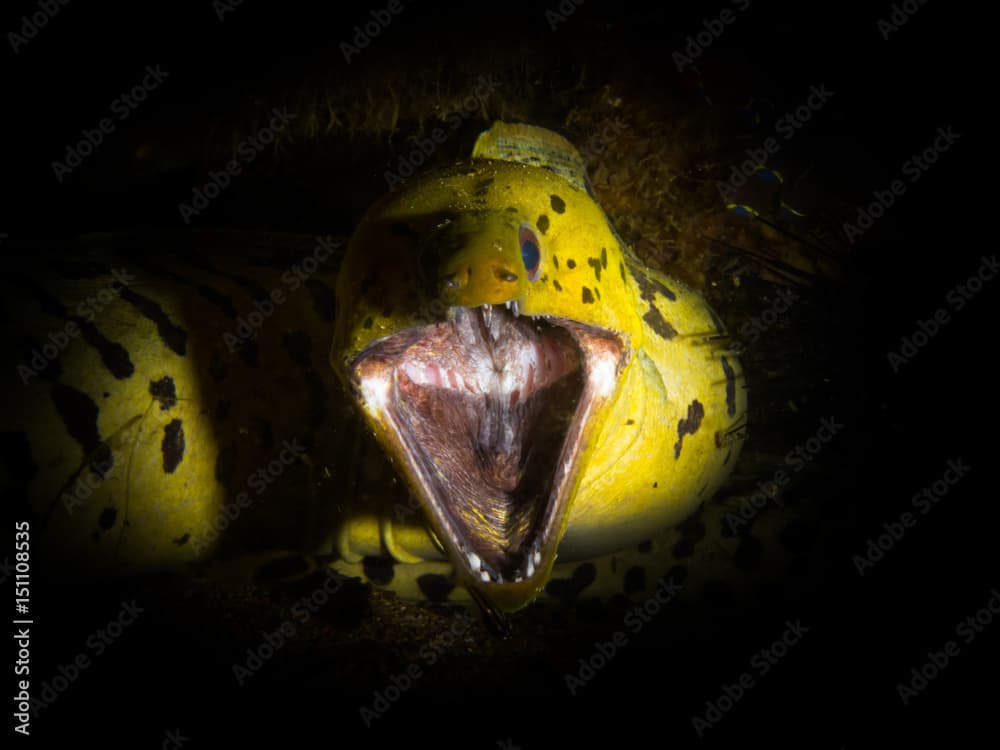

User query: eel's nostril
[493,266,519,283]
[441,265,471,290]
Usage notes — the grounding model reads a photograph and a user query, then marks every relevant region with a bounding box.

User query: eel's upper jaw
[349,303,627,611]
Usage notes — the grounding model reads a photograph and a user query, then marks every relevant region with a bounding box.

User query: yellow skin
[6,127,746,616]
[9,320,225,570]
[332,151,747,610]
[5,238,351,576]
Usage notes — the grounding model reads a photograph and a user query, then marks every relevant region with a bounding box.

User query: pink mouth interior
[357,305,584,582]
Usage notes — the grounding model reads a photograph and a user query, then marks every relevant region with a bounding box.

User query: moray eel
[2,125,746,625]
[2,233,349,575]
[331,122,747,616]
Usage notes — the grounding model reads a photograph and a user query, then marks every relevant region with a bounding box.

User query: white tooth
[480,570,490,582]
[514,573,523,583]
[532,550,541,566]
[457,314,478,346]
[511,300,519,318]
[526,558,535,578]
[467,551,481,570]
[505,300,511,310]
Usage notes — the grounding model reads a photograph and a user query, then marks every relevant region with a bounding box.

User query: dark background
[4,0,990,747]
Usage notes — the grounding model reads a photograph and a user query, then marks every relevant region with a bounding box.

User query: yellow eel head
[333,141,646,613]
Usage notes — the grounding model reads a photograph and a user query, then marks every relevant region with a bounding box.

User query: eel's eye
[519,224,542,282]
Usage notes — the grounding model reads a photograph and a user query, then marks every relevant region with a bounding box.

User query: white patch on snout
[589,351,619,397]
[359,372,392,413]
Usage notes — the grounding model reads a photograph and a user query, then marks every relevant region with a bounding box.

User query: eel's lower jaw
[350,303,627,610]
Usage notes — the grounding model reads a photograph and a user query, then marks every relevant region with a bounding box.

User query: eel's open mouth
[350,303,625,593]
